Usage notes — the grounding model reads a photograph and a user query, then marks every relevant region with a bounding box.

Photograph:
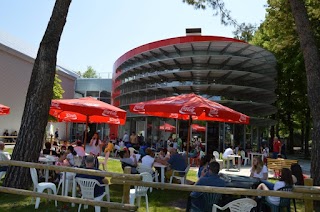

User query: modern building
[0,31,78,140]
[112,29,277,152]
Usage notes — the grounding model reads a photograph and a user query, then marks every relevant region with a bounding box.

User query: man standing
[122,131,129,146]
[0,141,10,172]
[189,162,225,211]
[76,155,109,198]
[272,137,282,159]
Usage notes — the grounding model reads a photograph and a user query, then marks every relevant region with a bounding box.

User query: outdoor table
[38,156,58,182]
[153,162,167,183]
[248,152,264,166]
[226,155,241,172]
[224,175,260,189]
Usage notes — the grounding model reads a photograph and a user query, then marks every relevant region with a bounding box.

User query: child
[66,146,77,167]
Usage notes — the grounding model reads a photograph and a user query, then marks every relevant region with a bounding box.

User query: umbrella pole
[186,117,192,161]
[83,115,89,150]
[65,122,68,142]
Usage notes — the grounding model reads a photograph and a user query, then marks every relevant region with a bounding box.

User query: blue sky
[0,0,267,77]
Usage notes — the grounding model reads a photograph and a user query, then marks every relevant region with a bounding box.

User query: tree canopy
[78,66,99,78]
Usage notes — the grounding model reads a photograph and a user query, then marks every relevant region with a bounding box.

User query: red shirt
[273,141,281,153]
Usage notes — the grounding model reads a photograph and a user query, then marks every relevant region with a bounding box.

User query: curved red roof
[113,35,246,71]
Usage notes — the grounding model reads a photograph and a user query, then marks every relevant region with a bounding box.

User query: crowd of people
[0,128,309,211]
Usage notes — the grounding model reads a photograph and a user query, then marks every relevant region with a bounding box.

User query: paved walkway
[190,155,311,178]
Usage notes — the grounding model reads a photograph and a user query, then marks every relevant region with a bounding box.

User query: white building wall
[0,44,77,140]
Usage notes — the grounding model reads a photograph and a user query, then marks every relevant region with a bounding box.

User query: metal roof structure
[113,35,277,126]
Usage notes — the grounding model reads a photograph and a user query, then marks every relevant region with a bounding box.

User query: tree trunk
[287,113,294,154]
[304,108,311,158]
[3,0,72,189]
[301,121,304,151]
[289,0,320,188]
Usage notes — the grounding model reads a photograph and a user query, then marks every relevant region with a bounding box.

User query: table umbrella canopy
[129,93,249,124]
[51,97,126,125]
[159,123,176,132]
[0,104,10,115]
[49,108,125,125]
[191,124,206,132]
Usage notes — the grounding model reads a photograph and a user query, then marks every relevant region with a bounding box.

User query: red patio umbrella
[191,124,206,132]
[130,93,249,156]
[51,97,126,147]
[0,104,10,115]
[130,93,249,124]
[159,123,176,132]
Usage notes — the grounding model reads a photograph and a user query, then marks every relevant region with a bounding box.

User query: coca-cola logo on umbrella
[208,108,219,117]
[108,117,120,124]
[65,113,78,120]
[133,104,145,112]
[179,106,196,115]
[102,109,118,117]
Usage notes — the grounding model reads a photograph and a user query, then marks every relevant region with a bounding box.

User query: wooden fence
[0,160,320,211]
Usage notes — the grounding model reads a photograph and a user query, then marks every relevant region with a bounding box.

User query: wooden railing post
[305,178,314,212]
[122,167,131,204]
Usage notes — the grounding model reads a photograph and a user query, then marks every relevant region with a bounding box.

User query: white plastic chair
[169,165,190,184]
[57,172,76,196]
[30,168,57,209]
[76,177,110,212]
[213,151,220,160]
[129,172,153,212]
[137,164,159,192]
[212,198,257,212]
[240,150,250,166]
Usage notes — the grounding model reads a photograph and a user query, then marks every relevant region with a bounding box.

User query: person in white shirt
[0,141,9,172]
[222,147,235,166]
[250,156,268,180]
[222,147,234,159]
[141,148,155,168]
[74,141,86,157]
[122,132,129,144]
[257,168,293,206]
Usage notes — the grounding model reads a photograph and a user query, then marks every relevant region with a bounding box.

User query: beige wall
[0,45,77,139]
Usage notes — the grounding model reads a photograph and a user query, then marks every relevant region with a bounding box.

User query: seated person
[119,150,138,174]
[42,142,58,156]
[222,147,234,159]
[159,148,187,181]
[256,168,293,206]
[291,163,306,185]
[76,155,109,197]
[66,146,77,167]
[188,147,199,158]
[0,141,10,172]
[156,148,170,161]
[250,156,268,180]
[197,155,215,178]
[74,141,85,157]
[55,151,74,182]
[222,146,235,166]
[189,162,225,211]
[141,148,155,168]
